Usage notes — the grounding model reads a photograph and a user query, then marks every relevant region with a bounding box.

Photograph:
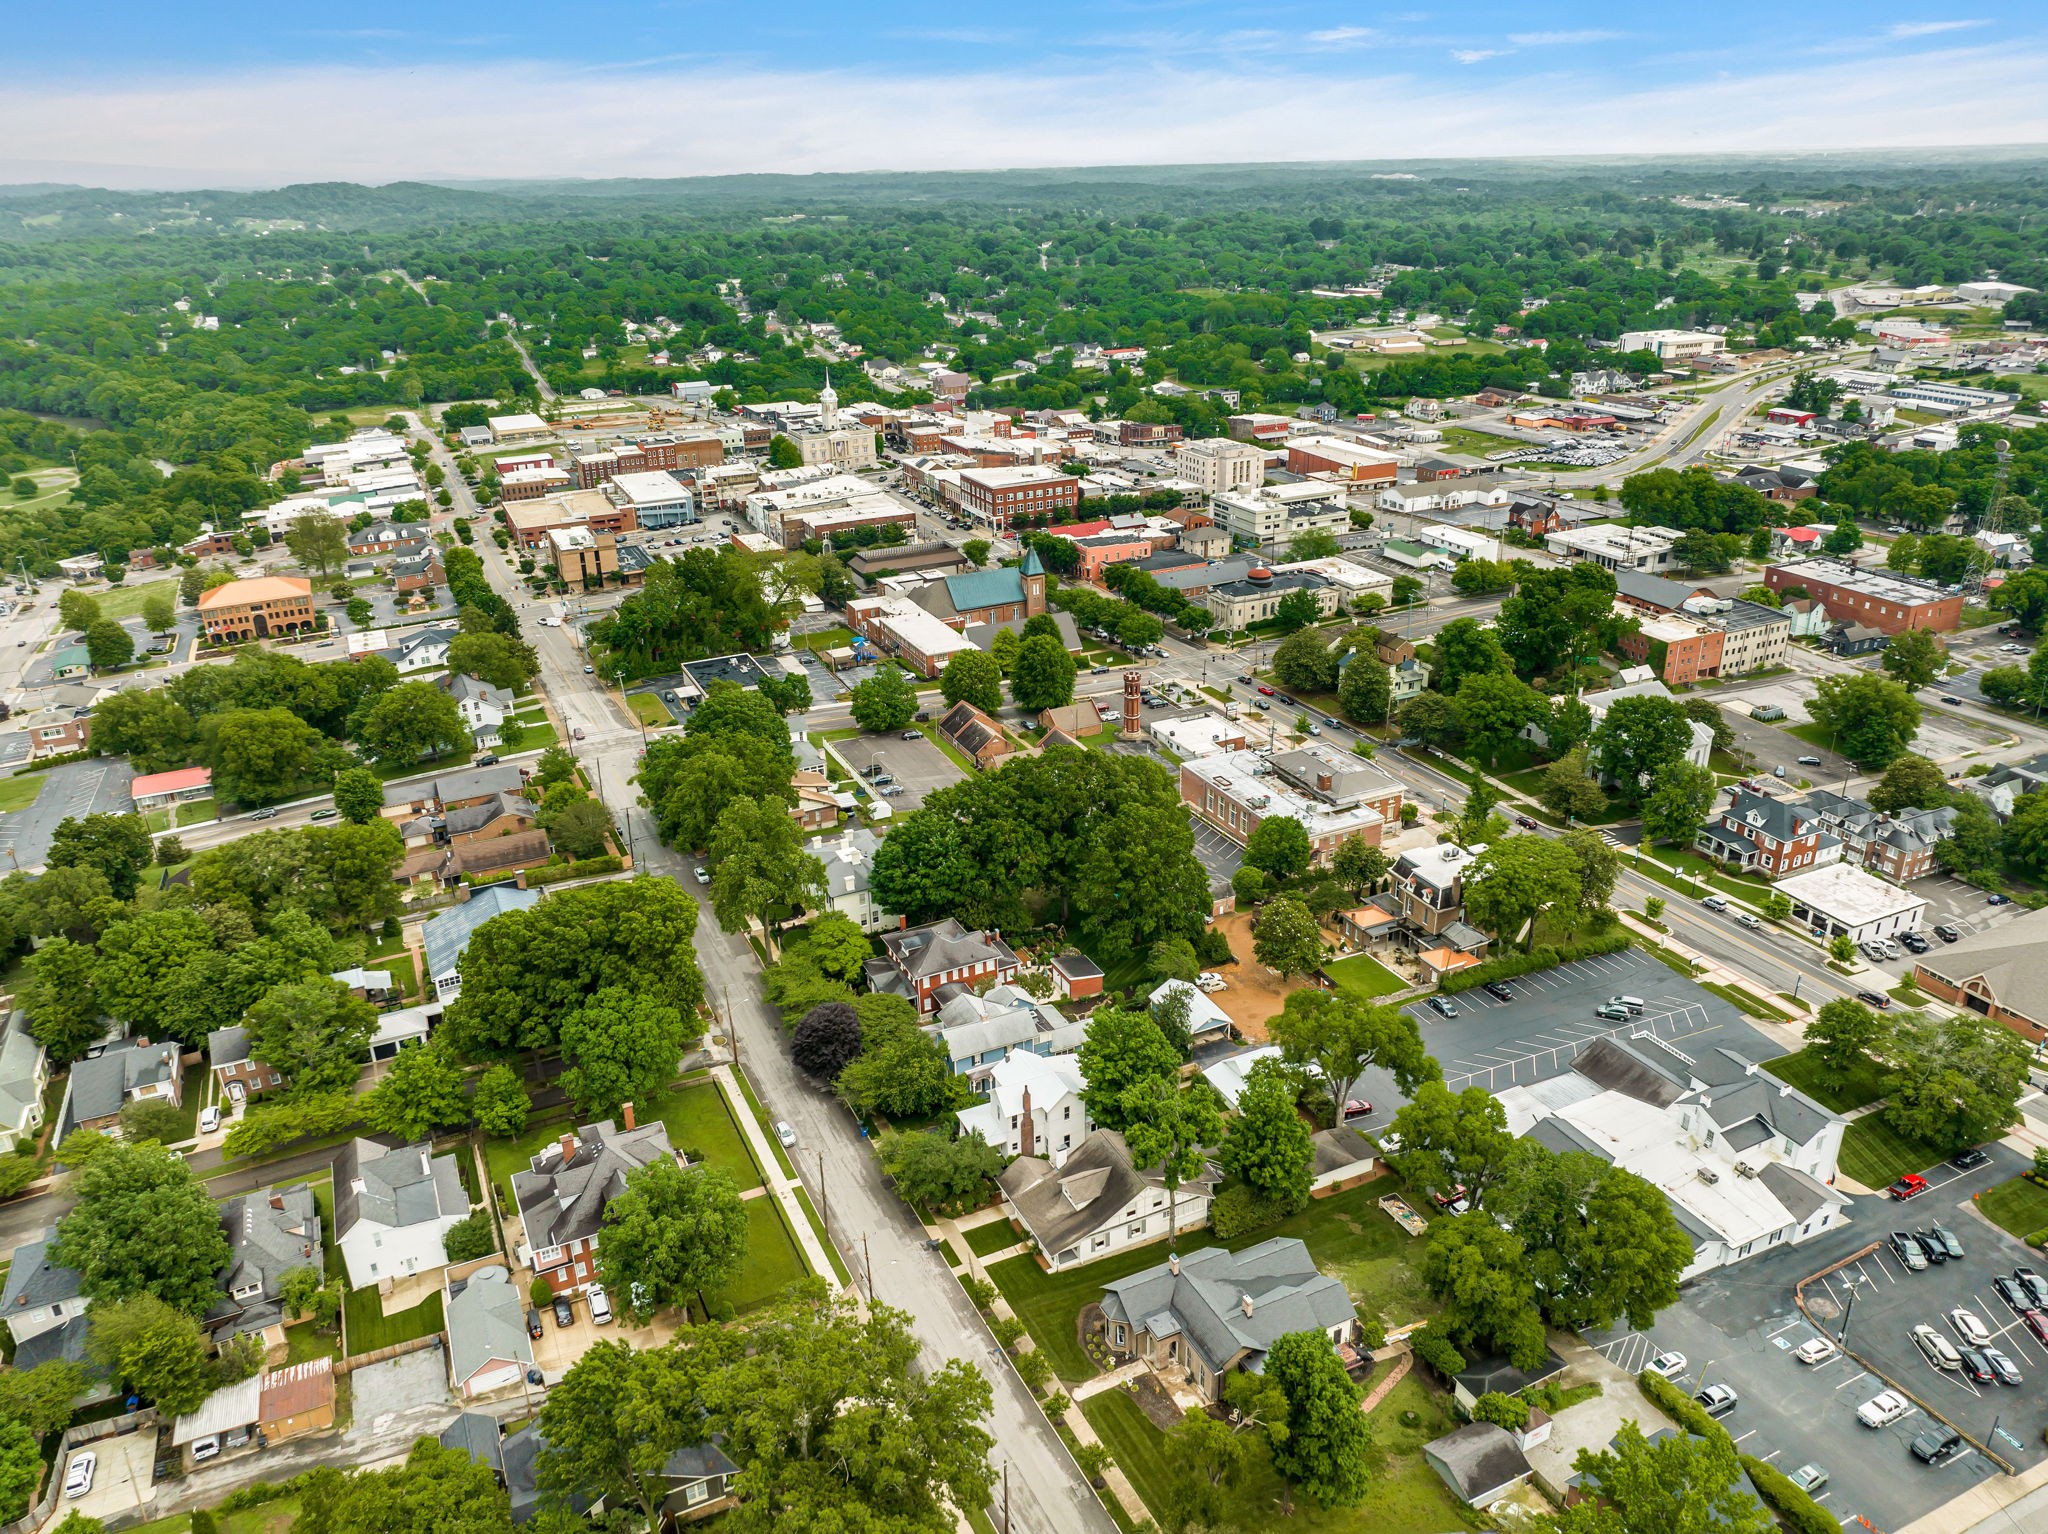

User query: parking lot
[1589,1140,2038,1533]
[0,756,136,870]
[829,731,965,811]
[1191,822,1244,896]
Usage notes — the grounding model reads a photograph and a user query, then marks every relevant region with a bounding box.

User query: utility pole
[1002,1464,1010,1534]
[862,1234,874,1300]
[816,1149,827,1229]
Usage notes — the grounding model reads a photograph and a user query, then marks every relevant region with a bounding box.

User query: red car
[2023,1310,2048,1347]
[1889,1174,1930,1200]
[1257,685,1276,697]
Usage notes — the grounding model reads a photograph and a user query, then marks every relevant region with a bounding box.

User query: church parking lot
[1587,1141,2032,1534]
[829,732,963,811]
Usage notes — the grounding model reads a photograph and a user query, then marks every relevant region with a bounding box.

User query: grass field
[87,577,182,624]
[175,797,217,826]
[628,691,672,727]
[1084,1369,1471,1534]
[1761,1046,1887,1113]
[0,776,43,814]
[1839,1114,1949,1190]
[1436,425,1526,457]
[343,1286,445,1353]
[965,1218,1021,1257]
[986,1176,1435,1382]
[126,1500,303,1534]
[726,1196,810,1312]
[1976,1177,2048,1241]
[1325,952,1409,999]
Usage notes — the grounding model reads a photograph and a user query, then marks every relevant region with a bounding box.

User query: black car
[1958,1346,1995,1385]
[1483,981,1514,1002]
[1995,1275,2031,1313]
[1857,990,1892,1010]
[1929,1224,1965,1260]
[1914,1229,1949,1264]
[1515,815,1539,831]
[1427,996,1460,1019]
[1901,932,1930,954]
[1911,1428,1966,1466]
[1934,924,1962,942]
[1950,1147,1990,1171]
[2018,1266,2048,1309]
[552,1296,576,1328]
[475,752,499,767]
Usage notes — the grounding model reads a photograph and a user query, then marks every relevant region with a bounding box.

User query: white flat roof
[1775,863,1929,925]
[488,412,549,433]
[960,465,1074,488]
[610,470,691,503]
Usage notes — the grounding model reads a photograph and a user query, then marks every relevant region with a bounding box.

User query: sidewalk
[710,1064,841,1292]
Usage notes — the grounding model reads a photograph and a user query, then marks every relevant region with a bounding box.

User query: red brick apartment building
[1117,421,1183,447]
[569,433,723,489]
[1763,558,1963,634]
[196,576,316,642]
[1617,617,1725,685]
[958,467,1080,532]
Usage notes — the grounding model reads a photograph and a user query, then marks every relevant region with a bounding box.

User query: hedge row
[1439,931,1633,994]
[1211,1184,1306,1240]
[1637,1369,1731,1447]
[1741,1454,1840,1534]
[526,853,624,886]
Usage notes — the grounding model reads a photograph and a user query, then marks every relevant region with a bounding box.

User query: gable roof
[1913,904,2048,1017]
[881,918,1018,984]
[335,1139,467,1237]
[513,1117,678,1253]
[446,1264,533,1384]
[942,566,1027,613]
[999,1129,1219,1262]
[1426,1421,1533,1503]
[212,1185,322,1323]
[1099,1238,1356,1378]
[1,1229,82,1312]
[62,1037,180,1133]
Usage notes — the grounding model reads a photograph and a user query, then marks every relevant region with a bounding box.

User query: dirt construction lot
[1208,909,1313,1040]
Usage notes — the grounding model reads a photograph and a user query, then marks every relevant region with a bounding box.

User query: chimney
[622,1101,636,1131]
[560,1133,576,1162]
[269,1192,285,1211]
[1018,1087,1034,1159]
[1169,1252,1180,1276]
[1240,1292,1255,1318]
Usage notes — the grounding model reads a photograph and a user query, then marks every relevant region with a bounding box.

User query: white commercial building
[1175,438,1268,499]
[487,412,552,444]
[1149,711,1251,761]
[605,470,697,523]
[1774,863,1929,945]
[1619,330,1726,361]
[1544,524,1683,573]
[1209,486,1350,548]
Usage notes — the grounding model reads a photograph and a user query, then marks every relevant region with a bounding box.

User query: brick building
[1694,789,1833,878]
[568,433,723,489]
[1181,743,1403,862]
[1762,559,1963,634]
[196,576,315,643]
[512,1110,682,1293]
[866,919,1021,1014]
[957,466,1081,533]
[1284,435,1399,484]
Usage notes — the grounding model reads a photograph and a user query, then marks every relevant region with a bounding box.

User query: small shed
[1050,952,1104,1001]
[259,1357,337,1441]
[1425,1420,1534,1506]
[1453,1348,1567,1414]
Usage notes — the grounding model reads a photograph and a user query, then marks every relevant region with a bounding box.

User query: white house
[997,1130,1220,1270]
[393,625,456,673]
[956,1050,1091,1164]
[335,1139,471,1290]
[439,673,513,747]
[1201,1045,1284,1110]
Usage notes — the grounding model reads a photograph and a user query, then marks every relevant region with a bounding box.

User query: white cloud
[1450,48,1510,63]
[1308,25,1376,45]
[1885,19,1986,38]
[2,43,2045,188]
[1506,29,1622,47]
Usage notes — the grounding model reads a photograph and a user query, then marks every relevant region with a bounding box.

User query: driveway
[1585,1141,2033,1534]
[350,1347,450,1432]
[829,731,964,811]
[59,1427,156,1524]
[0,757,136,870]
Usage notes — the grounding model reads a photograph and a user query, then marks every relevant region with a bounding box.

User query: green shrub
[1412,1326,1466,1381]
[1471,1391,1530,1431]
[442,1209,498,1263]
[1439,931,1633,994]
[526,853,624,886]
[1741,1455,1840,1534]
[1210,1183,1305,1239]
[991,1315,1026,1351]
[1638,1369,1732,1448]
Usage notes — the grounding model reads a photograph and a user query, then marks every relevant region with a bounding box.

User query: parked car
[1881,937,1903,959]
[63,1453,95,1499]
[1796,755,1822,766]
[1195,972,1228,993]
[1911,1228,1948,1264]
[1950,1147,1990,1170]
[1985,1347,2022,1386]
[1427,996,1459,1018]
[1593,1002,1630,1021]
[1890,1173,1930,1200]
[199,1105,221,1135]
[1929,1225,1965,1260]
[1858,991,1892,1010]
[1901,932,1930,953]
[1788,1464,1828,1495]
[775,1120,798,1148]
[1792,1336,1839,1366]
[552,1295,575,1327]
[881,785,907,797]
[1515,815,1538,830]
[694,865,710,885]
[1913,1324,1962,1370]
[1645,1350,1687,1379]
[2023,1309,2048,1347]
[1482,980,1514,1001]
[526,1307,545,1339]
[1989,893,2013,906]
[1911,1428,1966,1466]
[1701,894,1729,911]
[1958,1346,1996,1385]
[587,1284,613,1325]
[1889,1231,1928,1270]
[474,753,498,767]
[1694,1383,1738,1418]
[1857,1390,1913,1428]
[1934,924,1962,942]
[2017,1267,2048,1308]
[901,730,922,740]
[1996,1276,2032,1313]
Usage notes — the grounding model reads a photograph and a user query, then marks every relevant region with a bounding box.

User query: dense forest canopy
[1,155,2044,572]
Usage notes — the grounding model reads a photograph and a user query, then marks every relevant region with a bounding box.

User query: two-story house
[927,986,1087,1085]
[438,673,514,747]
[1694,788,1837,878]
[55,1036,184,1142]
[511,1108,681,1295]
[865,919,1021,1015]
[0,1011,50,1142]
[955,1050,1091,1164]
[0,1230,90,1370]
[208,1185,322,1342]
[1796,789,1958,882]
[814,829,894,933]
[206,1025,285,1109]
[335,1138,470,1291]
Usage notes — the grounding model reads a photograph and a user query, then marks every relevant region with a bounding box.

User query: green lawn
[0,776,43,814]
[1496,766,1634,825]
[794,1186,852,1286]
[1761,1047,1887,1112]
[987,1177,1435,1382]
[175,797,217,826]
[1839,1115,1949,1189]
[86,577,181,624]
[1977,1177,2048,1241]
[343,1286,445,1353]
[726,1195,809,1312]
[484,1078,762,1207]
[1325,952,1409,1000]
[1085,1368,1473,1534]
[965,1218,1021,1257]
[628,691,672,727]
[125,1501,303,1534]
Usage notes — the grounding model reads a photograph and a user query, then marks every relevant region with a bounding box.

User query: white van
[1610,995,1646,1015]
[587,1284,614,1326]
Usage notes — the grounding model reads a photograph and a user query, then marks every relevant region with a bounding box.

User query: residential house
[1913,905,2048,1043]
[1,1231,89,1368]
[208,1185,322,1341]
[815,828,893,933]
[445,1265,535,1398]
[130,766,215,813]
[791,768,840,830]
[55,1036,183,1141]
[1426,1423,1536,1508]
[1098,1239,1359,1403]
[349,523,429,558]
[955,1050,1091,1163]
[1150,979,1236,1049]
[421,885,543,1002]
[1379,842,1496,958]
[334,1138,471,1290]
[392,625,457,673]
[927,986,1086,1084]
[511,1109,681,1294]
[1961,751,2048,822]
[460,1417,732,1528]
[1201,1045,1283,1110]
[997,1129,1220,1271]
[1453,1351,1567,1415]
[206,1026,284,1108]
[928,698,1008,768]
[1496,1034,1846,1278]
[1797,789,1957,881]
[0,1011,50,1140]
[385,764,529,819]
[331,967,401,1007]
[1694,789,1836,878]
[1387,653,1432,704]
[866,918,1021,1015]
[440,673,514,746]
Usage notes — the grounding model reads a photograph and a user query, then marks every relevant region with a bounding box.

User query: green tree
[1558,827,1619,922]
[536,1340,697,1534]
[962,538,992,567]
[0,1360,90,1438]
[331,765,385,824]
[1433,617,1513,695]
[1253,895,1325,978]
[1264,1331,1372,1508]
[847,666,920,732]
[118,1098,186,1145]
[0,1421,40,1524]
[989,626,1021,674]
[1273,629,1338,694]
[245,979,379,1097]
[58,589,100,632]
[637,730,794,851]
[599,1160,750,1319]
[198,708,328,804]
[1163,1407,1252,1531]
[708,796,826,959]
[447,630,541,691]
[1455,671,1548,768]
[1337,652,1391,724]
[55,1145,231,1316]
[835,1001,954,1121]
[354,680,468,766]
[46,813,153,901]
[1495,1146,1693,1331]
[1269,988,1435,1129]
[1420,1212,1548,1368]
[1387,1081,1519,1210]
[560,987,691,1122]
[1396,691,1464,751]
[1590,694,1694,800]
[1077,1006,1182,1132]
[1010,633,1076,710]
[285,513,349,577]
[1221,1058,1314,1211]
[1806,998,1887,1093]
[367,1042,472,1140]
[1273,589,1322,632]
[766,433,804,469]
[1539,748,1608,823]
[1330,835,1388,896]
[20,937,103,1062]
[1122,1075,1226,1253]
[1548,1421,1773,1534]
[1463,835,1582,950]
[329,1439,514,1534]
[1244,815,1313,881]
[1936,795,2002,879]
[472,1064,531,1138]
[1639,760,1719,850]
[92,907,215,1039]
[879,1129,1005,1212]
[82,1294,212,1414]
[84,619,134,672]
[1882,1011,2030,1152]
[940,650,1004,714]
[1809,672,1920,769]
[1881,627,1945,692]
[1147,936,1203,984]
[1867,754,1949,814]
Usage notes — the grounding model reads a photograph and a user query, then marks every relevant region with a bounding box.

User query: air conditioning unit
[1442,847,1462,861]
[1734,1162,1758,1179]
[1697,1168,1720,1185]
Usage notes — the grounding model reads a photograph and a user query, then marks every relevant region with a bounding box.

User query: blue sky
[4,3,2046,187]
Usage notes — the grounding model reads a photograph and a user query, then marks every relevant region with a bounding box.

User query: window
[1112,1323,1126,1346]
[1092,1232,1111,1251]
[684,1481,711,1508]
[1127,1220,1147,1238]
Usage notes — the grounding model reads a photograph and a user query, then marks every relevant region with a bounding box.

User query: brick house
[866,919,1021,1015]
[511,1107,681,1293]
[1693,789,1834,877]
[207,1025,285,1107]
[937,701,1015,770]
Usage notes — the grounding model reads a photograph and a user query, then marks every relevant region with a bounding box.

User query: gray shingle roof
[206,1026,252,1068]
[445,1264,533,1385]
[1426,1420,1534,1503]
[335,1139,467,1239]
[999,1129,1217,1261]
[212,1186,322,1327]
[880,918,1018,985]
[2,1230,82,1312]
[1098,1237,1354,1377]
[513,1118,678,1253]
[61,1037,179,1135]
[0,1013,44,1131]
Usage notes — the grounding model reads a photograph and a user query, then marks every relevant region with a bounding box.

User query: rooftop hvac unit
[1734,1162,1758,1179]
[1697,1168,1720,1185]
[1442,847,1461,861]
